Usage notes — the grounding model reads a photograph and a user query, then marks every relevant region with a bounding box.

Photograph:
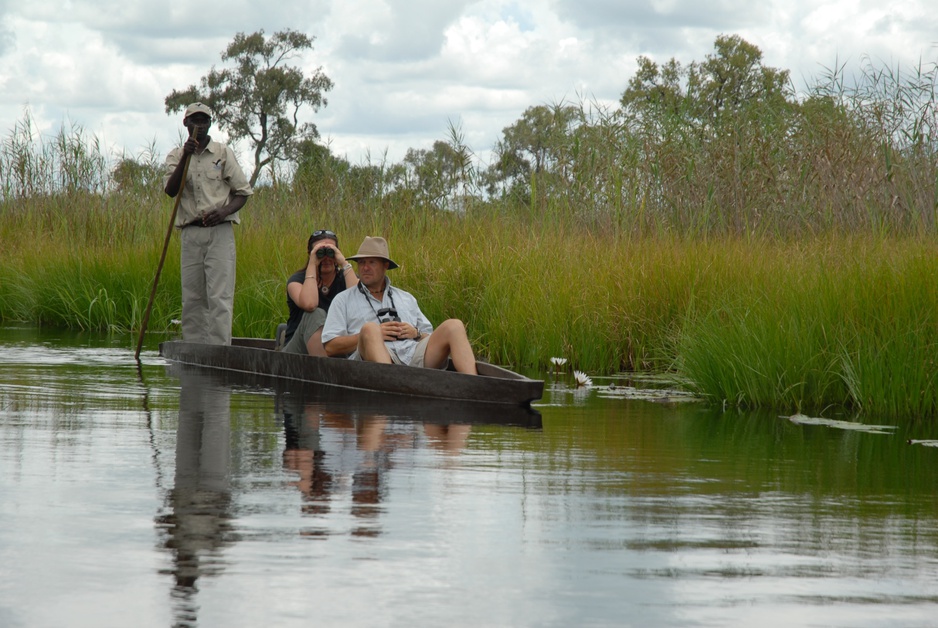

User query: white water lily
[573,370,592,388]
[549,357,568,374]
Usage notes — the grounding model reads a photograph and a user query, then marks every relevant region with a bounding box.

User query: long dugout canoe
[159,338,544,408]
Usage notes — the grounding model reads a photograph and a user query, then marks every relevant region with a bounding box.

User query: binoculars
[315,247,336,259]
[377,308,401,323]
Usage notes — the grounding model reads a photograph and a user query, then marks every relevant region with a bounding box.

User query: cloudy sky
[1,0,936,171]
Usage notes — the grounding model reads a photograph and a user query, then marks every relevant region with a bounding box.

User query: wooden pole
[134,133,194,360]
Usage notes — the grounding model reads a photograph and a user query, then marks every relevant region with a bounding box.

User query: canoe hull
[159,339,544,407]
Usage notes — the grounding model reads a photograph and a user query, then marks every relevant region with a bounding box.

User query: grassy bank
[3,52,937,419]
[2,190,936,419]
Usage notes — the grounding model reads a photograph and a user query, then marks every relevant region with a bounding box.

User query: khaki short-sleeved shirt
[163,140,253,228]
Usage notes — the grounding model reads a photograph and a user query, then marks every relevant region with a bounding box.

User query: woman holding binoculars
[281,230,359,355]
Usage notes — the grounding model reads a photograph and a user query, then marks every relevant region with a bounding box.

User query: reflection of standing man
[158,367,234,624]
[163,102,253,345]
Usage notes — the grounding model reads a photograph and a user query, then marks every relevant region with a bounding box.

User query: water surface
[1,326,937,627]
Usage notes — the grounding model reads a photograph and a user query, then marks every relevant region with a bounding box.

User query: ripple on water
[3,330,938,627]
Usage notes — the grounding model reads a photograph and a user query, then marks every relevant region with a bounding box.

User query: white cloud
[334,0,470,61]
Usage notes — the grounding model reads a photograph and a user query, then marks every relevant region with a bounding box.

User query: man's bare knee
[359,322,391,363]
[437,318,466,336]
[360,321,381,337]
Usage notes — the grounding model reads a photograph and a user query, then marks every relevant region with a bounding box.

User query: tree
[487,104,580,200]
[400,123,476,211]
[620,35,793,129]
[112,154,162,196]
[619,56,686,126]
[165,29,333,186]
[687,34,792,124]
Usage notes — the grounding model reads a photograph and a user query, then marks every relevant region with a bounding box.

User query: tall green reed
[0,109,108,199]
[677,237,938,418]
[3,58,938,419]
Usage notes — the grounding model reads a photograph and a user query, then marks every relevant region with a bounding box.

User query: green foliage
[402,131,474,211]
[164,28,333,186]
[687,34,793,124]
[486,103,581,202]
[2,35,938,420]
[620,56,686,123]
[2,183,937,418]
[111,142,163,199]
[622,34,793,130]
[677,238,938,418]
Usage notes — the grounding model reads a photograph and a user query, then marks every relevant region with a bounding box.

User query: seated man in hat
[321,236,478,375]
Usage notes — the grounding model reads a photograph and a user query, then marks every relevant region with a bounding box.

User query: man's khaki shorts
[351,334,434,367]
[405,334,432,367]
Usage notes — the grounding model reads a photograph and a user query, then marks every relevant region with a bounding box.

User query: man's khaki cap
[184,102,213,119]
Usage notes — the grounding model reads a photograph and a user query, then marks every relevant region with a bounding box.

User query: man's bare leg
[424,319,478,375]
[358,322,393,364]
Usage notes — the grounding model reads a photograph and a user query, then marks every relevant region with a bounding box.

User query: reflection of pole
[135,127,195,360]
[135,360,164,491]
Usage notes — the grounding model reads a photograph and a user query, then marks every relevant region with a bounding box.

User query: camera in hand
[315,247,335,259]
[377,308,401,323]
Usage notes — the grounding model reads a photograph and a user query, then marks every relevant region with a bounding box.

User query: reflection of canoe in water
[159,338,544,409]
[165,360,543,429]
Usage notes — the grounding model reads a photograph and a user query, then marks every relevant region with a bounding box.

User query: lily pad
[781,414,897,434]
[597,385,701,403]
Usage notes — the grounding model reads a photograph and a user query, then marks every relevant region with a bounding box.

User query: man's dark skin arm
[164,120,203,198]
[203,194,247,226]
[163,139,197,198]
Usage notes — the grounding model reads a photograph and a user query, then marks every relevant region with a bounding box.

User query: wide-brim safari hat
[347,236,399,269]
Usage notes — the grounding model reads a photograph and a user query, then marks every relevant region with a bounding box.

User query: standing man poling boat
[163,102,253,345]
